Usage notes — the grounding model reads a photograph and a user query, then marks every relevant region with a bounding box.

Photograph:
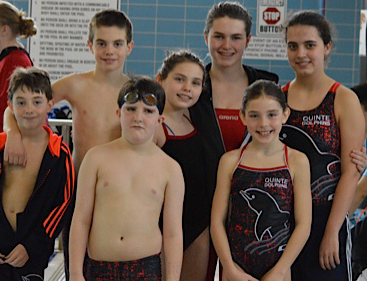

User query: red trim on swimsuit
[162,115,198,141]
[237,145,290,171]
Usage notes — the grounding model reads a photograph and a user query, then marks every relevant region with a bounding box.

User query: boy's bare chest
[71,93,118,129]
[76,90,118,113]
[96,160,166,203]
[2,154,44,230]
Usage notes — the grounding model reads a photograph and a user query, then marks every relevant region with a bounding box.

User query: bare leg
[181,227,210,281]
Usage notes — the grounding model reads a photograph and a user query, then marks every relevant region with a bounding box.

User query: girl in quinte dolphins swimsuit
[211,80,312,281]
[281,11,366,281]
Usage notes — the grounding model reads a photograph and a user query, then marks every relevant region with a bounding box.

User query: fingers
[334,251,341,266]
[319,251,340,270]
[351,150,366,173]
[5,245,29,267]
[6,255,26,267]
[357,164,365,174]
[21,154,27,166]
[4,252,17,266]
[5,253,27,267]
[4,152,27,166]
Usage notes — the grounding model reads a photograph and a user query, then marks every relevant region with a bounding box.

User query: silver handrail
[48,119,73,146]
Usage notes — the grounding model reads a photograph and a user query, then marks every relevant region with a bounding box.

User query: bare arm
[51,74,75,104]
[319,87,365,270]
[3,106,26,165]
[211,151,258,281]
[69,150,98,281]
[261,150,312,281]
[163,160,185,281]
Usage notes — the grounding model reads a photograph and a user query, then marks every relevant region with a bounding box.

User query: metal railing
[48,119,72,146]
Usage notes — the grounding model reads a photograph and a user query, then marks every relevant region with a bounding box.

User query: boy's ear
[157,115,163,126]
[87,40,94,54]
[116,108,121,118]
[245,34,252,48]
[47,99,54,112]
[7,100,14,113]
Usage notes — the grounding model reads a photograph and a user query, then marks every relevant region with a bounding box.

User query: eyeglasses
[123,92,157,107]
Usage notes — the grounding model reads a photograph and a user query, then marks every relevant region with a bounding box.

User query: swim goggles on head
[123,92,158,107]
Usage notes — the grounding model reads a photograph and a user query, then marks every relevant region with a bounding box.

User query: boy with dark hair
[3,9,134,279]
[0,67,74,280]
[69,77,184,281]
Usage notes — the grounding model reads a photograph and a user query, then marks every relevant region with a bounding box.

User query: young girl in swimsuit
[155,50,209,281]
[281,11,365,281]
[211,80,312,281]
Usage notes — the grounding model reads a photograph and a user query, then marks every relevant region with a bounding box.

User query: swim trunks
[86,254,162,281]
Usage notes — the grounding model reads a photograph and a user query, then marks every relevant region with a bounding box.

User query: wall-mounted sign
[244,0,287,60]
[257,0,287,37]
[29,0,119,82]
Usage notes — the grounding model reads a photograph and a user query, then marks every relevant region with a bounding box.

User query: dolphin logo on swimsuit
[280,124,340,183]
[280,124,340,201]
[22,274,44,281]
[239,188,289,241]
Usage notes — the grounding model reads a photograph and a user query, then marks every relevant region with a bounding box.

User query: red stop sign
[263,7,280,24]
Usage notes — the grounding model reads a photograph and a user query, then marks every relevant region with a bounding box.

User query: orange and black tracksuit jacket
[0,126,75,279]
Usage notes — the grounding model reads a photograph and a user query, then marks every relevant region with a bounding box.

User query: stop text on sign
[263,7,280,24]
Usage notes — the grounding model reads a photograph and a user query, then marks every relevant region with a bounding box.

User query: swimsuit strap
[329,82,341,93]
[284,144,289,166]
[237,144,248,166]
[282,82,291,93]
[283,144,294,182]
[183,114,193,125]
[162,122,175,136]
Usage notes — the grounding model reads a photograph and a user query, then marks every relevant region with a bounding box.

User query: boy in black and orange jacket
[0,67,74,280]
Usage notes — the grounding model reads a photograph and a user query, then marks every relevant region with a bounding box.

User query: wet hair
[0,1,36,38]
[351,83,367,112]
[118,76,165,115]
[204,1,252,37]
[157,50,205,81]
[88,9,133,44]
[8,67,52,101]
[241,80,287,113]
[284,10,333,46]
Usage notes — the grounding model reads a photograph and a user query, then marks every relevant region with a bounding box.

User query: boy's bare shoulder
[52,71,95,101]
[82,139,118,161]
[54,70,94,86]
[155,146,182,172]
